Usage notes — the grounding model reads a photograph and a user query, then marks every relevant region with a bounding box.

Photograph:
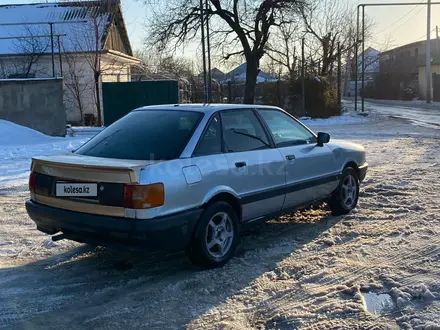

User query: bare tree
[265,14,300,81]
[300,0,373,77]
[63,48,92,125]
[10,25,50,78]
[146,0,307,103]
[66,0,124,126]
[133,49,196,81]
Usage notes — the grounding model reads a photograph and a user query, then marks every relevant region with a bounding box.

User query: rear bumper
[358,163,368,182]
[25,200,202,251]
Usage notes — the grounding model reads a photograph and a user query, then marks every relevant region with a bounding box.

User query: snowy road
[1,113,439,329]
[344,99,440,129]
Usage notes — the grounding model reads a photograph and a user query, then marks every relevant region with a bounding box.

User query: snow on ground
[343,99,440,130]
[0,109,439,329]
[0,120,92,191]
[300,111,369,127]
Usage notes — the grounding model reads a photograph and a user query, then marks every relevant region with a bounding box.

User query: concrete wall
[0,78,66,136]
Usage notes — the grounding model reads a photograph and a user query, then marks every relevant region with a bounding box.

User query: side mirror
[317,132,330,147]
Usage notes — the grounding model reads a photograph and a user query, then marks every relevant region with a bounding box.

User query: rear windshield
[75,110,203,160]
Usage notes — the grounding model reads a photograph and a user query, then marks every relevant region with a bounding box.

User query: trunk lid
[30,154,160,217]
[32,154,159,184]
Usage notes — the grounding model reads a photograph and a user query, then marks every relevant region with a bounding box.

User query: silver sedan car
[26,104,367,268]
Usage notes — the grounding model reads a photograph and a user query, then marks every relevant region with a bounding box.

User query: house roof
[0,0,132,56]
[381,40,428,56]
[360,47,379,55]
[225,63,278,83]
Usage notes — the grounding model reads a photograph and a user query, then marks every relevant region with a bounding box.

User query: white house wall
[357,49,380,74]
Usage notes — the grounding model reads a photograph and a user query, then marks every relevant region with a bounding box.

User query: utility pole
[49,22,55,77]
[57,35,63,77]
[205,0,212,103]
[354,5,360,112]
[301,37,306,116]
[337,42,342,107]
[426,0,432,103]
[437,25,440,56]
[361,5,365,112]
[199,0,208,104]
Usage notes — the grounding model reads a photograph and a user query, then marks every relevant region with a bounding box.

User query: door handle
[235,161,247,168]
[285,155,296,161]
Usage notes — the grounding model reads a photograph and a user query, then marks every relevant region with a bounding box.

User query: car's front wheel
[329,167,360,216]
[187,201,239,268]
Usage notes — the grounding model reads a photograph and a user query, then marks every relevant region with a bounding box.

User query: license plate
[56,183,98,197]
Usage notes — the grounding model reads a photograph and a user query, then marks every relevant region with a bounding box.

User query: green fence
[102,80,179,126]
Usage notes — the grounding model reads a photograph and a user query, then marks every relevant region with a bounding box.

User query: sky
[350,0,440,51]
[0,0,439,64]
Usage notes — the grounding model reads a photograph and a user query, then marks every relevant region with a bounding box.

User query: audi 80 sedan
[26,104,367,268]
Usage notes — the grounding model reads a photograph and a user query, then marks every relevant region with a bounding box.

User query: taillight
[29,172,36,193]
[123,183,164,209]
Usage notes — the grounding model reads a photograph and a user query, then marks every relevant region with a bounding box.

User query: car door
[257,109,339,210]
[219,109,286,222]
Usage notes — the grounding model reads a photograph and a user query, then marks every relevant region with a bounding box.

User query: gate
[102,80,179,126]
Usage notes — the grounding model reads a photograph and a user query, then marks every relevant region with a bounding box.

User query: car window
[221,110,270,152]
[75,110,202,160]
[193,114,222,156]
[258,109,316,147]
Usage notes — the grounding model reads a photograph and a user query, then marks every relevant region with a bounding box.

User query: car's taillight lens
[29,172,36,193]
[123,183,164,209]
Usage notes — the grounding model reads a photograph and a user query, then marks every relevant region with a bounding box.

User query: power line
[375,0,426,35]
[414,28,437,41]
[386,4,426,36]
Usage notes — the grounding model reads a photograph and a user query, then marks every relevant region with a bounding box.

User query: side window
[258,109,316,147]
[221,110,270,152]
[193,114,222,156]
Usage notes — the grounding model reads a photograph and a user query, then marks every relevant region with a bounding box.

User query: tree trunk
[94,71,102,126]
[243,59,258,104]
[77,91,84,126]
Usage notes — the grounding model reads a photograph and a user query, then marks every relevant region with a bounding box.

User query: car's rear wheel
[187,201,239,268]
[329,167,360,216]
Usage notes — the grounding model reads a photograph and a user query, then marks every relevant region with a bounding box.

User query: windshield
[75,110,203,160]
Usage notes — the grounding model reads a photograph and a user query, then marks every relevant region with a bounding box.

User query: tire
[187,201,240,268]
[329,167,360,216]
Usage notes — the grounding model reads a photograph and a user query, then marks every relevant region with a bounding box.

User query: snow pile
[0,120,62,146]
[0,120,92,189]
[300,112,370,127]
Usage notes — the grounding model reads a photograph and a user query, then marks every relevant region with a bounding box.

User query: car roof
[133,104,282,116]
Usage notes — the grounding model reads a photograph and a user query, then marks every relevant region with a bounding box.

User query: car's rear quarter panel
[137,154,231,219]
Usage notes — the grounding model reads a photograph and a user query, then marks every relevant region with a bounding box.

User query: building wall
[357,48,380,74]
[0,53,134,124]
[418,64,440,100]
[0,78,66,136]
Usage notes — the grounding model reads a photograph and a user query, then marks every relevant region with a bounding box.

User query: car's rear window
[75,110,203,160]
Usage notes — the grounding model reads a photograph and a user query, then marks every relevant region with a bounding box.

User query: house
[357,47,380,80]
[380,39,440,99]
[348,47,380,81]
[224,63,278,84]
[210,67,226,81]
[417,54,440,101]
[346,47,380,96]
[0,0,140,124]
[415,39,440,101]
